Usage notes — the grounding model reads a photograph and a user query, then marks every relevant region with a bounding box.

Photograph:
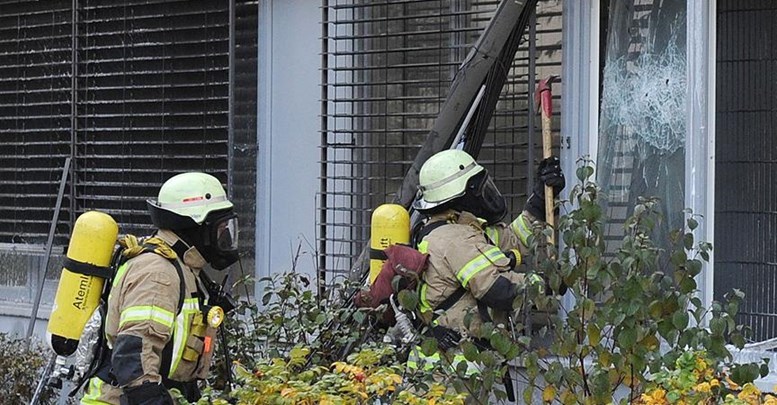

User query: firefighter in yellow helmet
[411,150,564,350]
[80,172,239,405]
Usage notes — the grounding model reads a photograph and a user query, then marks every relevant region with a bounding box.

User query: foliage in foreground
[176,159,771,404]
[0,333,54,404]
[636,350,776,405]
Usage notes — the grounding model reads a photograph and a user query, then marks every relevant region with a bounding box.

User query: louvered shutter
[319,0,563,283]
[0,2,74,243]
[76,0,231,236]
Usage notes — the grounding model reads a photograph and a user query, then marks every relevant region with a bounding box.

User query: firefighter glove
[524,156,565,221]
[536,155,565,197]
[430,325,462,351]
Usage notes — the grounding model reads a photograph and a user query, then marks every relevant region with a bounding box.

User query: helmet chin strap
[171,239,192,262]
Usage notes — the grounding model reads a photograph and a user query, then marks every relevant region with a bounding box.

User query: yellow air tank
[47,211,118,356]
[369,204,410,284]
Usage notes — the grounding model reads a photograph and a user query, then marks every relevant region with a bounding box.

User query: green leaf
[730,363,760,386]
[397,289,418,310]
[544,362,563,385]
[585,262,600,280]
[462,340,479,362]
[688,217,698,230]
[455,359,469,377]
[478,349,497,368]
[523,386,534,404]
[352,310,366,325]
[648,300,663,318]
[588,323,601,346]
[671,250,687,266]
[761,362,771,378]
[730,332,745,349]
[420,337,438,356]
[725,300,740,319]
[315,313,326,325]
[672,311,689,330]
[489,333,512,356]
[710,318,725,335]
[683,233,694,250]
[679,276,696,294]
[576,165,594,182]
[518,336,532,348]
[617,328,637,349]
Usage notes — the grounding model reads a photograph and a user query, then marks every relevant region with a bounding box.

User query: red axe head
[535,75,558,117]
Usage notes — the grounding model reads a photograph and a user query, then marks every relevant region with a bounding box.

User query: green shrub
[191,159,767,404]
[0,333,54,404]
[189,271,463,404]
[390,159,767,404]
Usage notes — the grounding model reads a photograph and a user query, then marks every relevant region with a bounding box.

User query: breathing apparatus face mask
[455,170,507,224]
[179,209,240,271]
[203,210,239,270]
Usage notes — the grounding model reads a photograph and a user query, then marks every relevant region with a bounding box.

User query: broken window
[597,0,687,256]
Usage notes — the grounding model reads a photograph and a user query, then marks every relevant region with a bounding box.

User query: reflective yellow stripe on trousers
[406,346,480,376]
[80,377,110,405]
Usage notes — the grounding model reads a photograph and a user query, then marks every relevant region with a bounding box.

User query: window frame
[562,0,716,311]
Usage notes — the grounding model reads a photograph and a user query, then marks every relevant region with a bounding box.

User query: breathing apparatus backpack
[45,210,186,395]
[354,204,415,315]
[353,204,455,323]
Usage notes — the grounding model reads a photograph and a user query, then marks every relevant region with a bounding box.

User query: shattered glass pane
[597,0,687,257]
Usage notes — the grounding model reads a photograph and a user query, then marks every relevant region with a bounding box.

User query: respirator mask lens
[214,215,239,252]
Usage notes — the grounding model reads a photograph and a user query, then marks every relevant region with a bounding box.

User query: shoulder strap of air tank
[411,220,450,249]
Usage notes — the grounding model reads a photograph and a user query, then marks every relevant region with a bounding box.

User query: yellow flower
[737,383,762,403]
[639,388,667,405]
[725,376,741,390]
[542,386,557,402]
[695,357,708,372]
[710,379,720,388]
[694,382,711,394]
[280,387,296,398]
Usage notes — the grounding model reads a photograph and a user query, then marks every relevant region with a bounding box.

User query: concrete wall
[0,246,61,341]
[256,0,322,287]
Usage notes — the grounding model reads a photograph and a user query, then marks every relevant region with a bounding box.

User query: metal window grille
[715,0,777,342]
[319,0,562,287]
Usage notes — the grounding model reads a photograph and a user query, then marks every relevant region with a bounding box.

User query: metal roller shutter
[0,0,257,253]
[319,0,563,285]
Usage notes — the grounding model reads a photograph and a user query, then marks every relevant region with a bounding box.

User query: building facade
[1,0,776,383]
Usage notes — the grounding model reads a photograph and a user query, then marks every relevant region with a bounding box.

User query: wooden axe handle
[536,75,557,243]
[542,114,554,236]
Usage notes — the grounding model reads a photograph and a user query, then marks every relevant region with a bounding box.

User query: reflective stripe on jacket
[80,230,216,405]
[416,210,532,336]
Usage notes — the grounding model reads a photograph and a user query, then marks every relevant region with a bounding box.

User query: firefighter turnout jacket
[81,229,218,405]
[416,209,538,337]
